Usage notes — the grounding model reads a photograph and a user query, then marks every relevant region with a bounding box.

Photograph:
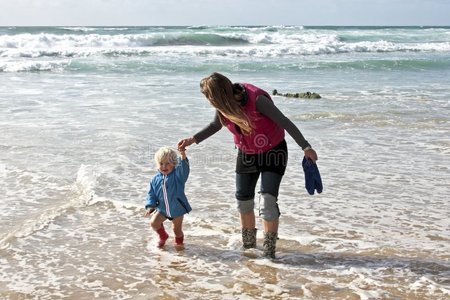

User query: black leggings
[235,171,283,200]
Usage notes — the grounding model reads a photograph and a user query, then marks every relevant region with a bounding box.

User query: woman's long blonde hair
[200,72,253,135]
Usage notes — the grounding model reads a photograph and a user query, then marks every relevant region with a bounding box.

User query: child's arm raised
[176,148,189,181]
[178,147,187,160]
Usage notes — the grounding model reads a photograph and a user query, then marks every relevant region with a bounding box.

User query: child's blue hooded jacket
[145,158,192,218]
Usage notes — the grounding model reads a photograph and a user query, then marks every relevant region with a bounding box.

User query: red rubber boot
[156,225,169,248]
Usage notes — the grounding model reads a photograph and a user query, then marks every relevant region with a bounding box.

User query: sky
[0,0,449,26]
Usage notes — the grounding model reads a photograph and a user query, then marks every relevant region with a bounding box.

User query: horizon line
[1,24,450,28]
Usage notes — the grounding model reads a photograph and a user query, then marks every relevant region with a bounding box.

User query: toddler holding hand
[145,146,191,248]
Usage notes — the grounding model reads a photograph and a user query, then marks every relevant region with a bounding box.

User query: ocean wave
[1,41,449,62]
[0,32,250,50]
[60,26,98,32]
[0,59,71,72]
[2,55,448,74]
[1,28,449,59]
[1,26,450,73]
[0,164,98,249]
[313,58,450,71]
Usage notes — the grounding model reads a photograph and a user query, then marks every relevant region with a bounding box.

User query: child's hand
[144,207,155,217]
[178,147,187,160]
[178,137,196,150]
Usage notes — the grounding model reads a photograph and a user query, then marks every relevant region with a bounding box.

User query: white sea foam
[75,164,97,205]
[1,30,449,61]
[0,59,71,72]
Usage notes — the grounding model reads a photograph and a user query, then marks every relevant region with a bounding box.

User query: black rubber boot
[263,231,277,259]
[242,228,257,249]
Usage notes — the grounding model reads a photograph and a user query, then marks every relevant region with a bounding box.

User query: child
[145,146,191,248]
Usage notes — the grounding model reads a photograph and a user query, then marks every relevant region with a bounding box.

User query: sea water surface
[0,26,449,299]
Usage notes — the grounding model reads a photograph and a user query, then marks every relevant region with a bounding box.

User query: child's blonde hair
[154,146,178,167]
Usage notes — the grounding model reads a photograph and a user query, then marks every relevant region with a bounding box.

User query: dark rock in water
[298,91,321,99]
[272,89,321,99]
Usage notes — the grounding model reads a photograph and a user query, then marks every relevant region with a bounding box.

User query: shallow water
[1,26,449,299]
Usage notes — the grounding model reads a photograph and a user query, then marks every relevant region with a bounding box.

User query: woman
[178,72,318,258]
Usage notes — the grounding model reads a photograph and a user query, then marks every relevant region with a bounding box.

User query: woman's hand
[177,137,196,151]
[304,148,318,162]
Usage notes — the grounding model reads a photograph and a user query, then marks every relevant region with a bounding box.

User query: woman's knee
[259,193,280,221]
